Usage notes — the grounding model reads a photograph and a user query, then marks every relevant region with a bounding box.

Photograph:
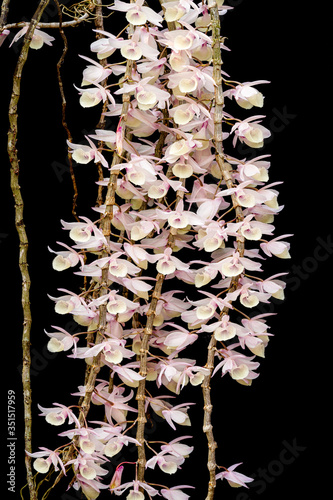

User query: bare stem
[7,2,51,498]
[54,0,79,221]
[202,3,245,499]
[94,0,111,207]
[0,0,10,29]
[2,13,89,31]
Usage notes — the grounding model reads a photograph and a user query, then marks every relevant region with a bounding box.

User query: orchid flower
[224,80,270,109]
[161,401,195,430]
[9,25,55,49]
[74,337,135,365]
[161,0,195,23]
[48,241,84,271]
[146,449,185,474]
[26,447,66,475]
[116,26,160,61]
[80,55,112,85]
[75,80,116,108]
[231,115,271,149]
[37,403,80,427]
[110,0,163,27]
[67,451,109,481]
[260,234,293,258]
[160,485,195,500]
[151,246,190,275]
[154,199,203,230]
[45,325,79,355]
[111,479,159,498]
[90,29,124,59]
[216,463,254,488]
[109,465,124,491]
[73,474,110,499]
[61,216,107,250]
[115,76,170,110]
[213,347,260,382]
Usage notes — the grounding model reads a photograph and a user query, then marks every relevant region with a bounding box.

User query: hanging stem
[51,18,135,491]
[54,0,79,220]
[136,272,165,482]
[94,0,112,207]
[202,3,245,499]
[76,11,135,431]
[7,2,51,498]
[0,0,10,29]
[136,183,186,483]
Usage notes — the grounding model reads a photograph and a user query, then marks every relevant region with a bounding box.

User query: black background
[1,1,331,499]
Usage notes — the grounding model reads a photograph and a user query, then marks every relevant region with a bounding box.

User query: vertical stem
[94,0,110,207]
[202,335,218,500]
[202,3,245,499]
[54,27,135,484]
[136,273,165,482]
[136,186,185,483]
[54,0,79,221]
[0,0,10,29]
[202,4,225,495]
[7,3,50,498]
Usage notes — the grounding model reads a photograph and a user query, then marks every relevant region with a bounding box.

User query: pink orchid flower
[109,465,124,491]
[225,80,270,109]
[231,115,271,149]
[37,402,80,427]
[260,234,292,258]
[79,54,112,85]
[26,447,66,475]
[146,452,185,474]
[9,25,55,49]
[160,435,194,457]
[48,241,84,271]
[74,383,137,427]
[216,462,254,488]
[111,479,159,498]
[160,485,195,500]
[44,325,79,355]
[213,346,260,382]
[161,401,195,430]
[61,216,107,250]
[110,0,163,27]
[116,26,159,61]
[73,474,110,499]
[151,246,190,276]
[74,337,135,365]
[67,134,110,168]
[161,0,194,22]
[75,79,116,108]
[154,199,203,230]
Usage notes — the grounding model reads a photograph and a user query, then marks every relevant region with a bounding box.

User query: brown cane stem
[54,0,79,221]
[0,0,10,29]
[52,17,136,490]
[7,2,51,498]
[202,3,245,499]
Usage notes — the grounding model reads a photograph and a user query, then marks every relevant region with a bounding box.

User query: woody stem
[202,3,245,499]
[7,2,51,498]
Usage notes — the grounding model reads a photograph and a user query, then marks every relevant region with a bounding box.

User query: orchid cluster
[24,1,290,499]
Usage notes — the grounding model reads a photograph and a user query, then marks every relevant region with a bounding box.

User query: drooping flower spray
[4,1,290,498]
